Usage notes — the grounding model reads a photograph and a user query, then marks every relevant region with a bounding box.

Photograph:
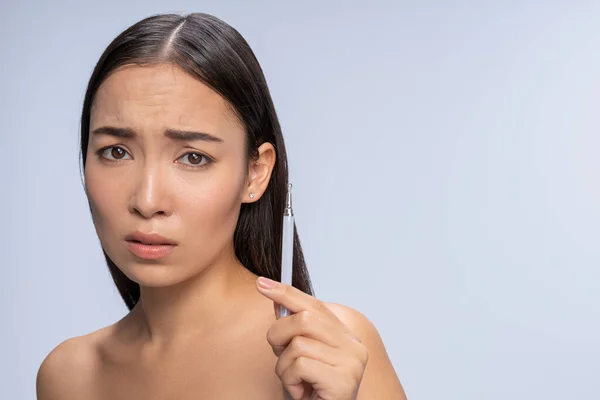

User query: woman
[36,12,406,400]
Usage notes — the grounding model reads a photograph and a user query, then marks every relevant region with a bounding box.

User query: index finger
[256,277,337,319]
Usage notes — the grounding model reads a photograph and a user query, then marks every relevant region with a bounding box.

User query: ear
[242,142,276,203]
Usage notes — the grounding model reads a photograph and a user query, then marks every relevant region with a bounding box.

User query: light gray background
[1,1,599,399]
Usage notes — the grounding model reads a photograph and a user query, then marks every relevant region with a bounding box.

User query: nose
[128,166,173,219]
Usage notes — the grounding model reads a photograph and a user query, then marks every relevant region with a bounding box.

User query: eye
[98,146,132,161]
[177,152,212,167]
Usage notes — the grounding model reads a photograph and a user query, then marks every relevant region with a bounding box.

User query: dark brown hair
[79,13,314,310]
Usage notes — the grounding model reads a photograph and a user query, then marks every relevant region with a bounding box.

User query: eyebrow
[91,126,224,143]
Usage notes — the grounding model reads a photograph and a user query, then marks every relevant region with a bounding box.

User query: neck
[128,250,259,347]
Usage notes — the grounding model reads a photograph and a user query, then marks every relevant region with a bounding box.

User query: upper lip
[125,231,177,245]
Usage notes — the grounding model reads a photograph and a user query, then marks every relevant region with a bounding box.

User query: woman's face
[85,63,257,287]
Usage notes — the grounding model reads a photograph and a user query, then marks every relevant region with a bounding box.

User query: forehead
[90,63,242,137]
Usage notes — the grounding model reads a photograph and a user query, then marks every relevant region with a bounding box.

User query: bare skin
[36,63,406,399]
[69,286,288,399]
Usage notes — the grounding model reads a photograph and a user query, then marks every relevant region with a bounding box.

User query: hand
[256,277,369,400]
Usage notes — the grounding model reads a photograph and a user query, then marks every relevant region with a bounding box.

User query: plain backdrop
[1,1,599,399]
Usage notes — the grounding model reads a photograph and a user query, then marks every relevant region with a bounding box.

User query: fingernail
[257,277,278,289]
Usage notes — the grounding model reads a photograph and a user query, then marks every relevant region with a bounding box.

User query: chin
[119,262,191,288]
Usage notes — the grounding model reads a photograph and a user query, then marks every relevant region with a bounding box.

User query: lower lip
[126,241,175,260]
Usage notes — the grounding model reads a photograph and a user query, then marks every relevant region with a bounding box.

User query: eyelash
[95,146,213,169]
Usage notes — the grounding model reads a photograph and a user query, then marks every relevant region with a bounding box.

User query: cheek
[181,170,244,226]
[84,165,125,237]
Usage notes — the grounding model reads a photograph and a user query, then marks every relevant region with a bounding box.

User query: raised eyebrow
[90,126,224,143]
[91,126,135,138]
[164,128,223,143]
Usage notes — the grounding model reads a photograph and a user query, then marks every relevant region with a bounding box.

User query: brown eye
[98,146,132,161]
[111,147,126,159]
[178,152,211,167]
[187,153,203,164]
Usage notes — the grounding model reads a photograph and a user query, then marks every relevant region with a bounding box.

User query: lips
[125,231,177,246]
[125,231,177,260]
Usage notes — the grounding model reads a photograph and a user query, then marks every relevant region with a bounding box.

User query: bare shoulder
[36,327,110,400]
[323,302,383,343]
[323,302,408,400]
[323,303,369,327]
